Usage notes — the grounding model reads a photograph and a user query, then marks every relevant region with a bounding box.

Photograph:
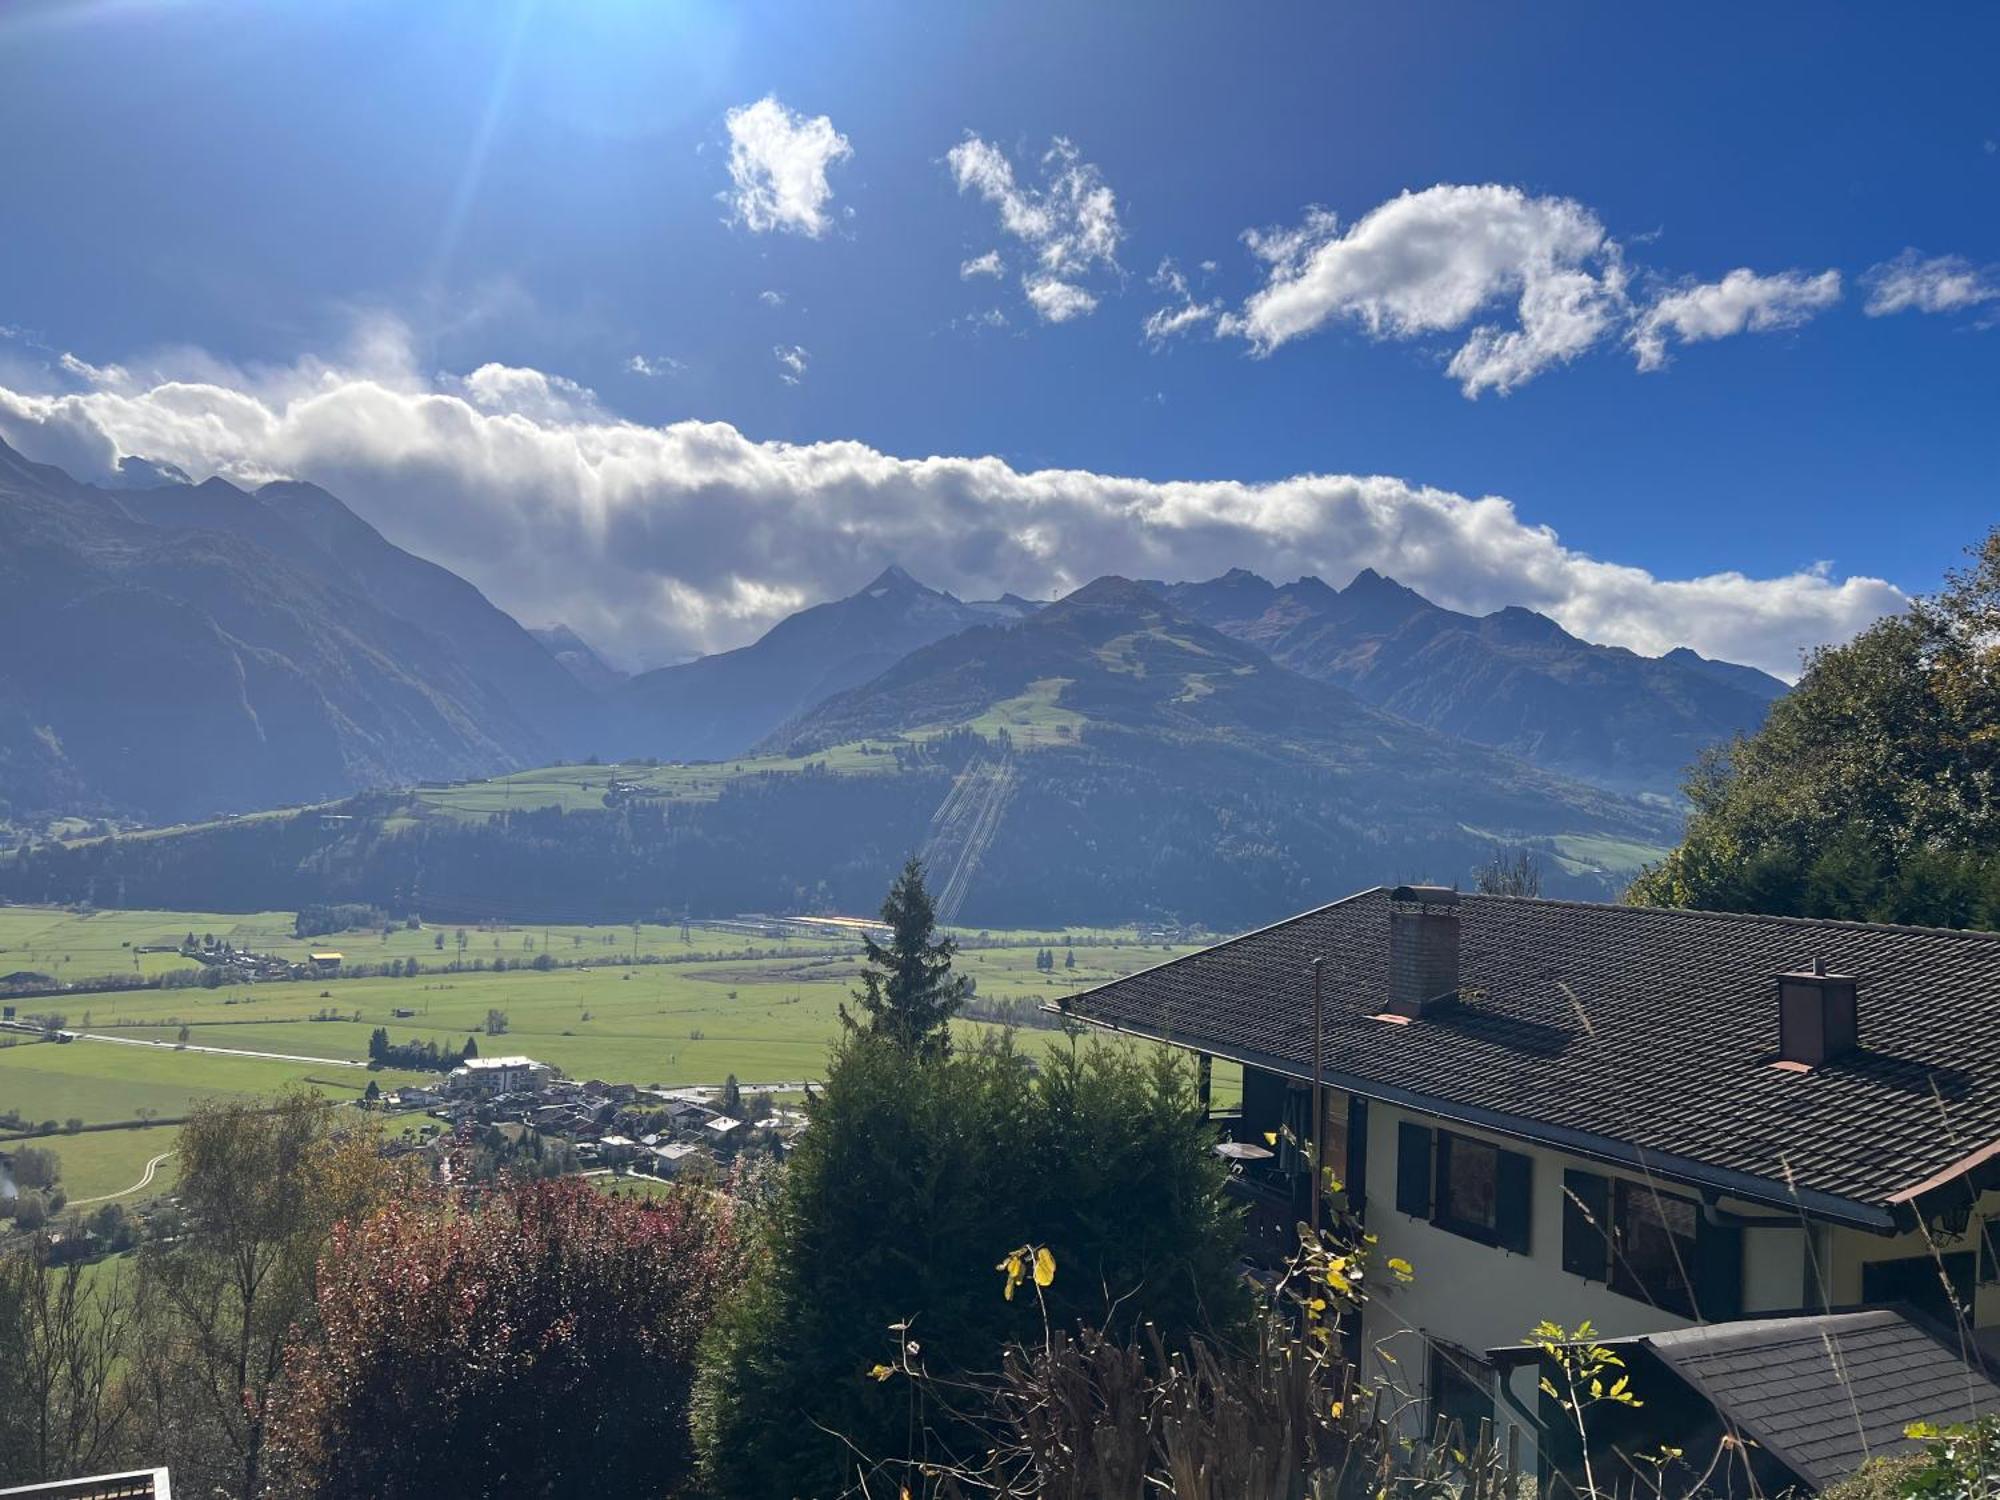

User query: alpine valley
[0,441,1782,928]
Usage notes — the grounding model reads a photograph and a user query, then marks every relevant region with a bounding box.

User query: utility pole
[1310,956,1326,1238]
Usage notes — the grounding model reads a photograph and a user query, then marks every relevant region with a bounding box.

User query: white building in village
[447,1055,553,1096]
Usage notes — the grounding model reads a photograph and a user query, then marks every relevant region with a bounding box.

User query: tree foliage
[695,1028,1246,1498]
[0,1246,133,1487]
[841,857,971,1058]
[267,1177,738,1500]
[126,1091,404,1500]
[1630,528,2000,927]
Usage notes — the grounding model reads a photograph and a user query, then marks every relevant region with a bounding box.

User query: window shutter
[1396,1121,1433,1218]
[1345,1095,1369,1211]
[1561,1169,1611,1281]
[1495,1148,1533,1254]
[1694,1212,1744,1322]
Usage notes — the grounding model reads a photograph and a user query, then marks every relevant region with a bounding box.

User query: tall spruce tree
[841,858,969,1059]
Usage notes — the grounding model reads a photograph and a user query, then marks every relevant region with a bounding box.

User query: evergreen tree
[1064,947,1076,970]
[720,1074,742,1117]
[840,858,969,1059]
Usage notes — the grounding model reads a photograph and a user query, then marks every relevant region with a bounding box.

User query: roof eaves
[1067,1008,1899,1233]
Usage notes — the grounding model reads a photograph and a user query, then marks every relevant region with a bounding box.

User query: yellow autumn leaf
[1263,1131,1278,1146]
[868,1363,896,1382]
[1033,1247,1056,1287]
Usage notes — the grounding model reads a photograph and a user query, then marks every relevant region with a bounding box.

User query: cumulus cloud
[1023,278,1097,323]
[0,329,1902,677]
[721,95,851,238]
[773,344,809,384]
[1220,185,1629,396]
[758,289,787,308]
[1630,268,1841,371]
[959,250,1004,280]
[1863,250,1998,317]
[947,135,1121,322]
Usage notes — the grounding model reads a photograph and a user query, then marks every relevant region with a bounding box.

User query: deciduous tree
[126,1091,402,1500]
[267,1177,738,1499]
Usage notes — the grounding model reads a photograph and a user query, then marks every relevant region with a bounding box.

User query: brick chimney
[1776,958,1859,1067]
[1387,885,1460,1019]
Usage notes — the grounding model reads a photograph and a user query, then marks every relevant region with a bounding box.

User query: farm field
[1,910,1235,1198]
[0,902,1166,989]
[33,1124,184,1201]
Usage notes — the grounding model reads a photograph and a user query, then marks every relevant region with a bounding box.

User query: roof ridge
[1468,890,2000,944]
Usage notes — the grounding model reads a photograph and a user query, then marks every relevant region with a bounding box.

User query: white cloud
[1220,185,1628,396]
[1142,258,1222,347]
[1862,250,1998,317]
[773,344,809,384]
[959,250,1004,280]
[626,354,686,378]
[758,289,787,308]
[57,352,133,390]
[1630,268,1841,371]
[947,135,1122,322]
[0,326,1902,679]
[721,95,851,238]
[953,308,1009,333]
[453,363,605,423]
[1023,278,1097,323]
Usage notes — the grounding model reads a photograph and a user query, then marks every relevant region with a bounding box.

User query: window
[1864,1251,1974,1325]
[1611,1180,1699,1317]
[1397,1122,1531,1253]
[1437,1133,1500,1238]
[1428,1343,1496,1446]
[1565,1168,1744,1320]
[1320,1091,1351,1191]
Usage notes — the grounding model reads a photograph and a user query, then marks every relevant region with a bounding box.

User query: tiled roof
[1062,889,2000,1224]
[1642,1309,2000,1488]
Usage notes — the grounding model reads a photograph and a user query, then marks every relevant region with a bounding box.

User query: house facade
[1062,885,2000,1475]
[448,1055,552,1096]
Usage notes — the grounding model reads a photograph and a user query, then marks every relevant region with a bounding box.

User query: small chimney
[1776,958,1859,1067]
[1387,885,1460,1019]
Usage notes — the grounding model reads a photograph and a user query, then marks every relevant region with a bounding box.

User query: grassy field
[1,908,1228,1208]
[32,1125,184,1201]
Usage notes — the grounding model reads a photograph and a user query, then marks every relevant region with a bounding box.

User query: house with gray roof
[1060,885,2000,1487]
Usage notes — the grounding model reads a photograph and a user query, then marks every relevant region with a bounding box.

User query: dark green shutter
[1561,1169,1611,1281]
[1396,1122,1433,1218]
[1495,1148,1533,1254]
[1694,1213,1744,1322]
[1345,1095,1369,1214]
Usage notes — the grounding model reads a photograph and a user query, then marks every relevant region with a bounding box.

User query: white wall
[1352,1101,1819,1465]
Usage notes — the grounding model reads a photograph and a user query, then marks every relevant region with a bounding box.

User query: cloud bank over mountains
[0,325,1902,678]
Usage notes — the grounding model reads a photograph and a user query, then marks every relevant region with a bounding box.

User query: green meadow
[2,908,1231,1205]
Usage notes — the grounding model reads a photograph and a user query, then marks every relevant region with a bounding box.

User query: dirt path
[71,1150,174,1206]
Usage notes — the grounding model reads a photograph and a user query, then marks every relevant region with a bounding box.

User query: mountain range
[602,566,1039,762]
[3,571,1679,925]
[0,439,1788,920]
[0,436,589,823]
[1154,568,1783,796]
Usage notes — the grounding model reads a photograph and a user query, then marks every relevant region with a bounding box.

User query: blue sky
[0,0,1993,672]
